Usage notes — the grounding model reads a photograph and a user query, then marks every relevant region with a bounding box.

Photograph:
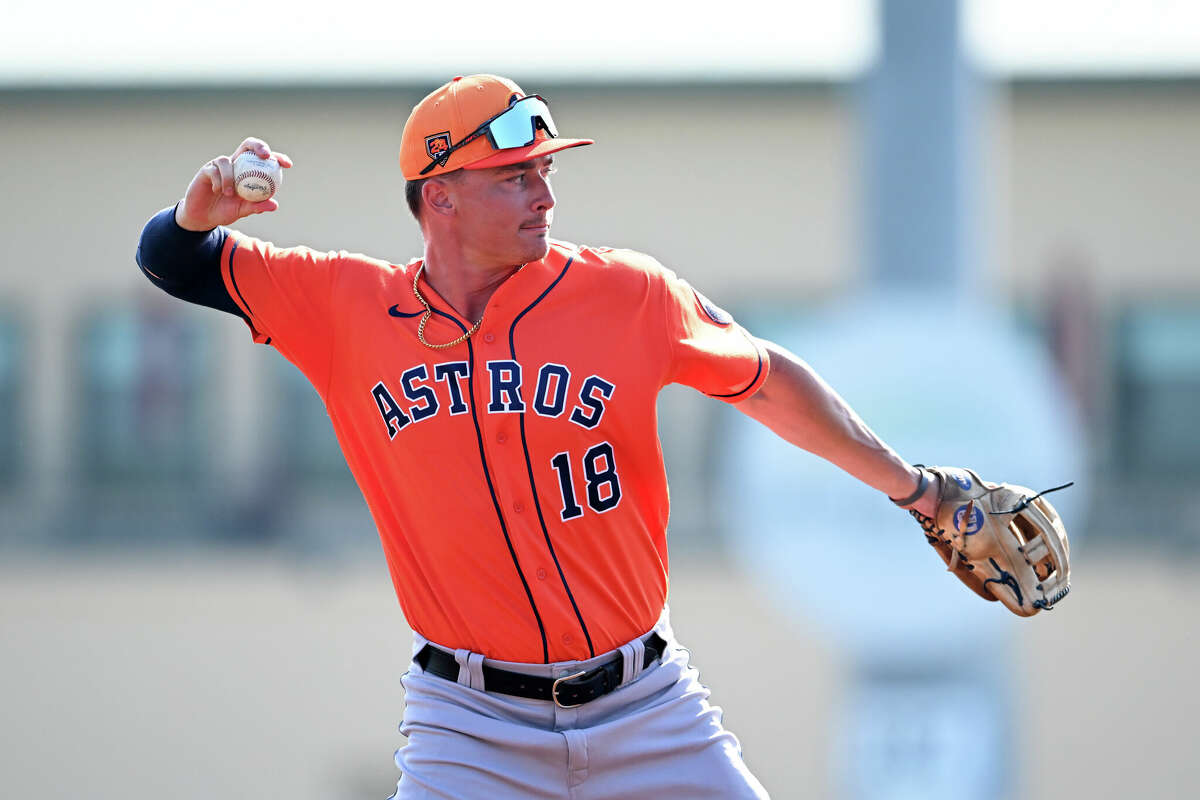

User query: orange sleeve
[659,268,769,403]
[219,231,339,397]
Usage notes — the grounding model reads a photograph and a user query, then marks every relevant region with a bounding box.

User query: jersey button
[536,568,547,580]
[483,332,495,343]
[513,500,525,513]
[496,432,507,444]
[562,633,574,646]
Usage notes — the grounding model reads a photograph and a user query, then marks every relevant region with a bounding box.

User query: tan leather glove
[902,466,1071,617]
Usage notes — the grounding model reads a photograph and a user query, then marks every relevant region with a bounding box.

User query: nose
[531,172,555,213]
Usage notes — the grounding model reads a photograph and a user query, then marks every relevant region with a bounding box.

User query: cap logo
[425,132,452,165]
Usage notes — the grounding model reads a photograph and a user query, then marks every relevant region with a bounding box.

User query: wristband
[889,467,929,507]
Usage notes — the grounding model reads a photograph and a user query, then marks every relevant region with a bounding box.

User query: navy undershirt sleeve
[135,205,245,319]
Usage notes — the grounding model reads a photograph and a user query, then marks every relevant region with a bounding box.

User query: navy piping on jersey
[227,241,271,346]
[429,306,550,663]
[507,256,596,659]
[706,330,763,399]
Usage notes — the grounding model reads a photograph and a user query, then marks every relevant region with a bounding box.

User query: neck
[420,240,524,323]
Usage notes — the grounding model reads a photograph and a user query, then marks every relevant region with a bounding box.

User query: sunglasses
[419,95,560,176]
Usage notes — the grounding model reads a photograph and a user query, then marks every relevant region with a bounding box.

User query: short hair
[405,179,426,221]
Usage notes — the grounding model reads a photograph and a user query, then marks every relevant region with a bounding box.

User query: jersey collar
[403,242,574,332]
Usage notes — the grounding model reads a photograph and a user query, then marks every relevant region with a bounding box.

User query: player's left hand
[901,465,1072,616]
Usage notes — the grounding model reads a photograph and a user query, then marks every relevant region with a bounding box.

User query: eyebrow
[497,157,555,174]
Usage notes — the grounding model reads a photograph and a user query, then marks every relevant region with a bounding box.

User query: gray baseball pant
[390,607,770,799]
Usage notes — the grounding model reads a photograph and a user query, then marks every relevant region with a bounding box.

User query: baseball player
[135,74,1068,799]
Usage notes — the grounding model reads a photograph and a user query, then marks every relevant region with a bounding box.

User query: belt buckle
[551,670,588,709]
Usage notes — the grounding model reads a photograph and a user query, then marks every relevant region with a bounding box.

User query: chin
[519,238,552,263]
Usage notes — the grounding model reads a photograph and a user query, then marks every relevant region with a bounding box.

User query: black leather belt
[414,632,668,708]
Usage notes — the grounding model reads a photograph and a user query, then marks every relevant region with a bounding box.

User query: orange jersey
[220,234,768,662]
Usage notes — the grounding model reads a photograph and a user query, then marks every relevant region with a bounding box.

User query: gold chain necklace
[412,263,481,350]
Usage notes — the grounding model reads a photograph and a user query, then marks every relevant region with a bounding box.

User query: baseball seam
[236,170,277,192]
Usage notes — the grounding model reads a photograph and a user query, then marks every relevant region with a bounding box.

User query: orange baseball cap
[399,74,593,180]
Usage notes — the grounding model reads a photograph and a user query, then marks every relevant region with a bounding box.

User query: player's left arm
[736,336,1073,614]
[735,337,936,516]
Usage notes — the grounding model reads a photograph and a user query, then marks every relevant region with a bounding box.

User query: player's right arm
[137,137,339,395]
[136,138,292,316]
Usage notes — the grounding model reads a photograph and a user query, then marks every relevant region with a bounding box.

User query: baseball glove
[900,465,1072,617]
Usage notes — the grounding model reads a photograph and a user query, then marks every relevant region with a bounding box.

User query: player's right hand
[175,137,293,232]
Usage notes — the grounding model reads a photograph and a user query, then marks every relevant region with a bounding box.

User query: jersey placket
[474,309,582,661]
[479,252,600,663]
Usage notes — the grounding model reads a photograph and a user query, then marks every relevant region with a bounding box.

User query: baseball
[233,151,282,202]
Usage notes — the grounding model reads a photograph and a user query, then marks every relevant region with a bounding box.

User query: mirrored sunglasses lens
[487,98,557,149]
[536,106,558,137]
[526,98,558,137]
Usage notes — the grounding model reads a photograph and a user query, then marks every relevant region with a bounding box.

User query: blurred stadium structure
[3,2,1200,798]
[3,78,1199,550]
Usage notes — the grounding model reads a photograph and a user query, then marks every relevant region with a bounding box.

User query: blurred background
[2,1,1199,798]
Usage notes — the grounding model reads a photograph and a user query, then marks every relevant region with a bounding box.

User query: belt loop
[452,648,480,689]
[466,651,487,691]
[621,637,645,685]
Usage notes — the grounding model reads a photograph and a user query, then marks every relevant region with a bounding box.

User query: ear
[422,177,456,218]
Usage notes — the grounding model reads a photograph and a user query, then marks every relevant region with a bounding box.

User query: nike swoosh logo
[388,304,423,318]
